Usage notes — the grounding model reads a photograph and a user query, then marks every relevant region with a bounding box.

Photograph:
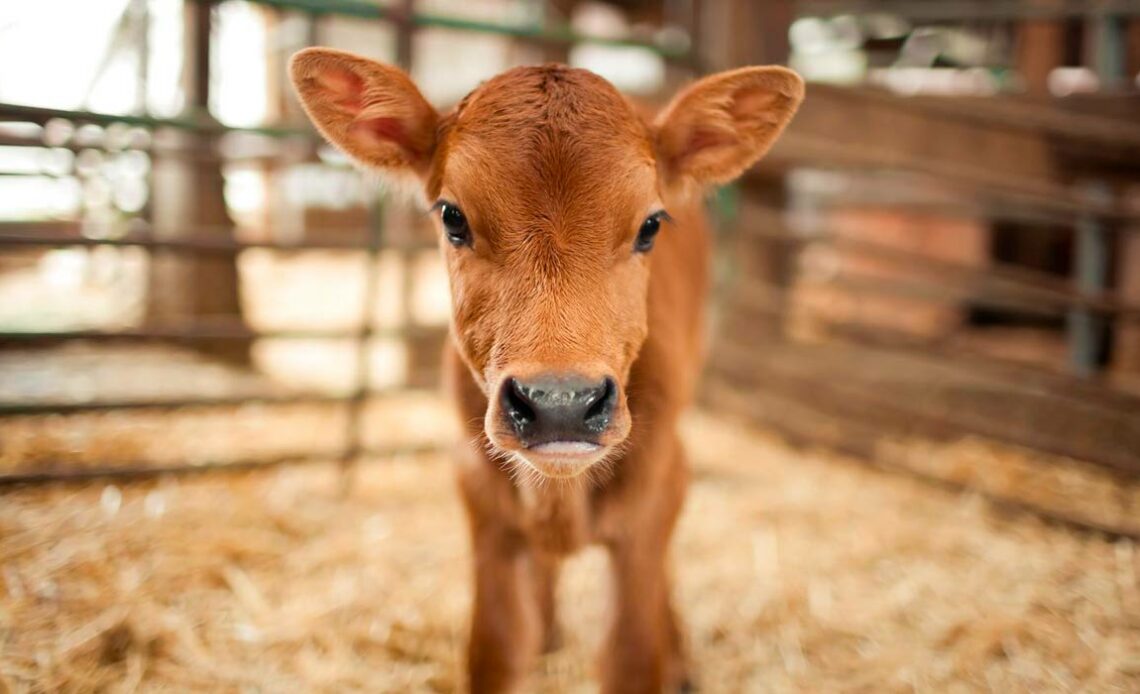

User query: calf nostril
[583,377,617,432]
[503,378,536,429]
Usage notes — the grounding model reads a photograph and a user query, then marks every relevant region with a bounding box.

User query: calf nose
[501,374,617,446]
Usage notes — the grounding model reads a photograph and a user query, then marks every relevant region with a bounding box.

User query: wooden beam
[770,83,1060,197]
[711,336,1140,477]
[699,0,793,70]
[146,0,248,364]
[1016,18,1065,95]
[764,84,1140,219]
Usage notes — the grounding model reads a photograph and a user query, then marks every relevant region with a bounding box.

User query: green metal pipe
[237,0,690,59]
[0,102,312,138]
[236,0,390,19]
[795,0,1140,21]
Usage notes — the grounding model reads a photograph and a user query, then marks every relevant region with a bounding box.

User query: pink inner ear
[316,67,365,113]
[317,67,423,161]
[348,117,424,161]
[678,127,734,164]
[355,117,404,142]
[730,87,783,126]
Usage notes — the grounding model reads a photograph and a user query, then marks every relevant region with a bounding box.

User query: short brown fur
[290,49,803,693]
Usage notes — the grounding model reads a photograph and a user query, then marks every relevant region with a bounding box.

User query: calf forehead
[453,65,649,149]
[439,66,655,212]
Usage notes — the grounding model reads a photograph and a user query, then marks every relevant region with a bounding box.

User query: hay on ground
[1,410,1138,692]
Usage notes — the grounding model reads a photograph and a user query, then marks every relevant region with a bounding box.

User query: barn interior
[1,0,1139,691]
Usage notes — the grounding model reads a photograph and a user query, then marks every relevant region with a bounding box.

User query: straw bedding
[2,410,1138,692]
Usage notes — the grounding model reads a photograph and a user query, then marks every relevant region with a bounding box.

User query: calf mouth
[484,424,630,480]
[512,440,610,479]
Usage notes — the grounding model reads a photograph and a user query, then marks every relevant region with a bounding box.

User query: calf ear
[289,48,438,177]
[654,66,804,189]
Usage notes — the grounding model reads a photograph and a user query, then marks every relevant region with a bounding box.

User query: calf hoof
[676,679,696,693]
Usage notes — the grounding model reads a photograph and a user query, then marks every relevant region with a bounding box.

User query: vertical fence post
[339,0,417,493]
[340,193,385,494]
[1089,7,1126,90]
[396,0,418,374]
[148,0,249,364]
[1067,182,1112,377]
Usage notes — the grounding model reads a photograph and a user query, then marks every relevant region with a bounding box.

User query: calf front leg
[601,536,676,694]
[597,435,690,693]
[468,524,542,694]
[531,550,563,652]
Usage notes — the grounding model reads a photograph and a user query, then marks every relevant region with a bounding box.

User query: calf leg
[601,537,673,694]
[468,525,542,694]
[531,551,563,652]
[597,435,690,693]
[450,347,547,692]
[661,581,692,692]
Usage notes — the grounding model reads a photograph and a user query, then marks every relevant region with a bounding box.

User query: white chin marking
[512,442,607,479]
[528,441,602,455]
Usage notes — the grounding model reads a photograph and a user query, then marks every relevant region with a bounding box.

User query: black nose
[500,374,617,446]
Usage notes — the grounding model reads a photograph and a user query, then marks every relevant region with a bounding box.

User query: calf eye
[439,203,471,247]
[634,211,668,253]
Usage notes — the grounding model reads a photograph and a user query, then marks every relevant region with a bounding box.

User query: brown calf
[290,49,803,692]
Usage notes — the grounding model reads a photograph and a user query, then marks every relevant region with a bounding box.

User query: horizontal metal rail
[0,101,312,137]
[0,323,446,344]
[0,102,311,138]
[0,131,315,165]
[0,443,441,486]
[0,230,436,254]
[795,0,1140,21]
[0,391,353,416]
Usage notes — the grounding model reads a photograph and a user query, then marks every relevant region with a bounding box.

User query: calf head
[290,49,803,478]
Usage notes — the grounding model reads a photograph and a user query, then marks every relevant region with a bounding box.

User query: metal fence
[0,0,695,484]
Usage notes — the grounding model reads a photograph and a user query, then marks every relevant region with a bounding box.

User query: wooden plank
[771,84,1060,199]
[1116,216,1140,374]
[1017,18,1065,96]
[764,84,1140,220]
[711,335,1140,476]
[698,0,793,70]
[705,378,1140,540]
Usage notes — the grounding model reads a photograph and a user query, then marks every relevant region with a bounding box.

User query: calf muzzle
[500,373,617,448]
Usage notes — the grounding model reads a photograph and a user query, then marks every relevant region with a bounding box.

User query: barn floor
[2,410,1138,693]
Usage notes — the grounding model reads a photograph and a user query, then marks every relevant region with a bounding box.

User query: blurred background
[1,1,1139,691]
